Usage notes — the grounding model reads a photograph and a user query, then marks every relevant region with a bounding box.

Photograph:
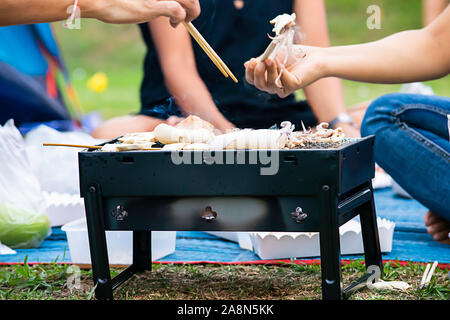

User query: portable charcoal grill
[78,135,382,300]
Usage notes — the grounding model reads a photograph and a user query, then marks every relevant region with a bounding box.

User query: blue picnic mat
[1,188,449,264]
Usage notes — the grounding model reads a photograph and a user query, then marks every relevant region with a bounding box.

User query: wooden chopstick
[43,143,101,149]
[184,24,229,79]
[43,143,163,151]
[183,22,238,83]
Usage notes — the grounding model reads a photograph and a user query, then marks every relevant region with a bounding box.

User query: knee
[361,93,403,137]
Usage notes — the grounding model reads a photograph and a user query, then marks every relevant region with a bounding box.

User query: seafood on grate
[102,115,346,152]
[118,132,156,144]
[259,13,304,88]
[101,143,157,152]
[284,122,346,149]
[153,123,215,145]
[175,115,215,132]
[209,129,288,150]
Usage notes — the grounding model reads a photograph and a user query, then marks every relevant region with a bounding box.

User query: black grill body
[79,135,382,300]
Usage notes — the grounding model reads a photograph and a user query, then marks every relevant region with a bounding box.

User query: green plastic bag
[0,202,50,249]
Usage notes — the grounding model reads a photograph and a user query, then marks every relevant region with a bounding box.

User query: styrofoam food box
[248,218,395,260]
[61,218,176,264]
[43,192,86,227]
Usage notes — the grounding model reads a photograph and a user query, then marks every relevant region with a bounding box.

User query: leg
[91,97,186,140]
[84,185,113,300]
[133,231,152,272]
[348,99,372,130]
[359,185,383,273]
[318,185,342,300]
[361,93,450,222]
[91,115,165,140]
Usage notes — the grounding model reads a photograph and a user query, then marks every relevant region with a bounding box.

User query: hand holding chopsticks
[182,22,238,83]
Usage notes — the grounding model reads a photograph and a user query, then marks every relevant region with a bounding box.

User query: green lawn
[53,0,449,120]
[1,260,448,300]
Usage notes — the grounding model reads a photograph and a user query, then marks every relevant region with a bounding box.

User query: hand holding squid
[244,13,326,98]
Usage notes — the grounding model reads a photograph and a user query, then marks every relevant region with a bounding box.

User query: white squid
[259,13,304,88]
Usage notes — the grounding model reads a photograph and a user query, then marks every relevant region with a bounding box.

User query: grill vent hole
[122,156,135,163]
[283,155,298,164]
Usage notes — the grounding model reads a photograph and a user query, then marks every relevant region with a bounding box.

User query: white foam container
[43,192,86,227]
[248,218,395,260]
[61,218,176,265]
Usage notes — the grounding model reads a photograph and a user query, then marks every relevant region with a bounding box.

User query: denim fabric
[361,93,450,220]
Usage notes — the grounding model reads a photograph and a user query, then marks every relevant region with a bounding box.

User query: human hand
[335,122,360,138]
[92,0,201,26]
[166,115,185,126]
[244,45,327,98]
[213,119,236,134]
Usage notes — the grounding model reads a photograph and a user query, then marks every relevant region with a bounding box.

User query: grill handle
[201,206,217,221]
[291,207,308,223]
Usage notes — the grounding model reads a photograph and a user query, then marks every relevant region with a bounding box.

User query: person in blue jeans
[362,94,450,244]
[245,5,450,244]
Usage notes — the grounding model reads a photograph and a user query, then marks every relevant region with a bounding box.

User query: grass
[1,260,448,300]
[52,0,449,120]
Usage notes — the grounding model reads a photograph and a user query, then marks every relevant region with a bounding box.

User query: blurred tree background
[53,0,449,120]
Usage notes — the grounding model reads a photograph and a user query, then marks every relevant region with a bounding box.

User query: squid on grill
[285,122,346,148]
[101,115,346,152]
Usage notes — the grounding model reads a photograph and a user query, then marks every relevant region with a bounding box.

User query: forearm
[1,0,70,25]
[0,0,200,26]
[165,73,233,130]
[295,0,347,123]
[322,29,450,84]
[303,77,346,122]
[150,18,233,131]
[0,0,106,26]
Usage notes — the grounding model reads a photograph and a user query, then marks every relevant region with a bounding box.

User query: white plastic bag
[0,120,50,249]
[0,240,16,255]
[24,124,104,194]
[0,120,43,212]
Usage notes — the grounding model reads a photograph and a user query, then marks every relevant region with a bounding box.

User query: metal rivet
[89,186,96,193]
[291,207,308,224]
[322,185,330,192]
[112,205,128,221]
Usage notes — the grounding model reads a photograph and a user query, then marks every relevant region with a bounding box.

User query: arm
[294,0,357,135]
[0,0,200,26]
[246,5,450,95]
[321,6,450,84]
[149,18,234,131]
[423,0,448,25]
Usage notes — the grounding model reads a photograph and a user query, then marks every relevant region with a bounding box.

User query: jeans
[361,93,450,220]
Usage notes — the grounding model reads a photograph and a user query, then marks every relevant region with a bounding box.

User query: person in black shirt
[93,0,359,139]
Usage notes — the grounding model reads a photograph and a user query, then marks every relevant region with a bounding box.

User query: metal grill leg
[360,185,383,274]
[319,185,342,300]
[84,185,113,300]
[133,231,152,272]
